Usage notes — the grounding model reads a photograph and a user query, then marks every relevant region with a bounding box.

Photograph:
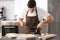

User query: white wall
[0,1,15,20]
[15,0,48,15]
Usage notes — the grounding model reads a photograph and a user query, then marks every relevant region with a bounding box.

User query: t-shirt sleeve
[18,8,27,19]
[37,7,50,21]
[41,9,50,20]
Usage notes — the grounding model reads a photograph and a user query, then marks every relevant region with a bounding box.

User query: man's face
[28,7,35,12]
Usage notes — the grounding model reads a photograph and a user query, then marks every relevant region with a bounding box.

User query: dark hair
[27,0,36,8]
[29,0,35,1]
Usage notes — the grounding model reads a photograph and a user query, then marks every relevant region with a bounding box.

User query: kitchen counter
[1,21,19,25]
[0,33,58,40]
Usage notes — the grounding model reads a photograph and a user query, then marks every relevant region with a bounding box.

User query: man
[18,0,54,34]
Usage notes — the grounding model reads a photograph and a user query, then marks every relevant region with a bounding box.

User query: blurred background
[0,0,60,40]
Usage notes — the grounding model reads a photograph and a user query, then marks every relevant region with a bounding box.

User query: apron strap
[35,7,38,17]
[35,7,40,24]
[26,10,29,16]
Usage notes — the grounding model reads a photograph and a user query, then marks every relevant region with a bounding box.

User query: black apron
[25,8,41,35]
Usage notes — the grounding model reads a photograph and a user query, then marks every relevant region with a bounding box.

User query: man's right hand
[20,22,24,27]
[19,18,24,27]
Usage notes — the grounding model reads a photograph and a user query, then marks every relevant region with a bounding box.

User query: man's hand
[20,22,24,27]
[37,22,43,29]
[19,18,24,27]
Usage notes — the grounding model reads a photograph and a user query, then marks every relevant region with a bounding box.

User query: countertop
[0,33,57,40]
[1,21,19,25]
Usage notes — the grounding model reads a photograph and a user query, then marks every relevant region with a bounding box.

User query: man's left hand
[37,21,44,29]
[37,23,43,29]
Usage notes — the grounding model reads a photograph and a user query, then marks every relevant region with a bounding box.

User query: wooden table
[37,34,56,40]
[5,33,56,40]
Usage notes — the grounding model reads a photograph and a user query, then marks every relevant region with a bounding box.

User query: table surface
[0,34,57,40]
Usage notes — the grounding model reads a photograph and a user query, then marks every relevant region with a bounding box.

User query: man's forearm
[41,15,54,26]
[19,18,24,27]
[37,15,54,29]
